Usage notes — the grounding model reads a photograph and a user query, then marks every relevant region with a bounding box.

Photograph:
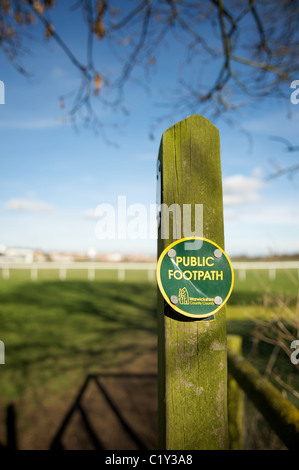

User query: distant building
[123,253,157,262]
[87,247,97,260]
[33,250,47,262]
[0,246,157,264]
[49,252,75,262]
[0,247,34,263]
[107,252,123,262]
[73,253,89,262]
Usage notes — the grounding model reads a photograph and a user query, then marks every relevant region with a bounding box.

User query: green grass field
[0,279,157,397]
[0,267,298,449]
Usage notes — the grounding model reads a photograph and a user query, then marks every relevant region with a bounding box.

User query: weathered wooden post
[227,335,245,450]
[157,114,232,450]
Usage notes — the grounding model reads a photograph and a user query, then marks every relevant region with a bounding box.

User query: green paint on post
[227,335,245,450]
[157,114,229,450]
[228,348,299,450]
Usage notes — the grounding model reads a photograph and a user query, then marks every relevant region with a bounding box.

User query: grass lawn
[0,280,158,399]
[0,279,159,449]
[0,267,298,449]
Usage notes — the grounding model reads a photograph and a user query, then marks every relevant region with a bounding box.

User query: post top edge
[162,114,218,135]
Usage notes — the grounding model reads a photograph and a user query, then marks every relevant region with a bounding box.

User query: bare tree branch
[0,0,298,147]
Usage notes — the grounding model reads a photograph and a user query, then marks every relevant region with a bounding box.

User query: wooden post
[2,267,9,280]
[88,268,95,281]
[0,340,5,365]
[59,267,67,281]
[30,267,38,281]
[227,335,245,450]
[157,114,228,450]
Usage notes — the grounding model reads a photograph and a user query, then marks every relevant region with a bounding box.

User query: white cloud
[4,197,54,213]
[83,209,98,219]
[223,170,264,206]
[236,204,299,226]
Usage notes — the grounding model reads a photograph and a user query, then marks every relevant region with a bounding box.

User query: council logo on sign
[179,287,189,305]
[157,237,234,320]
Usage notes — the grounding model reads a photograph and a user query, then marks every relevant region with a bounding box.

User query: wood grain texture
[227,335,245,450]
[157,114,228,450]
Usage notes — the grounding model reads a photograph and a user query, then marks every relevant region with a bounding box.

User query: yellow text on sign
[168,270,223,281]
[176,256,215,267]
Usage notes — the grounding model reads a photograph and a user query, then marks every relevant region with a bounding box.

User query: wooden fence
[227,335,299,450]
[0,262,157,281]
[1,260,299,282]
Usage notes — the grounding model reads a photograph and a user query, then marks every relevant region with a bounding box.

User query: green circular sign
[157,237,234,319]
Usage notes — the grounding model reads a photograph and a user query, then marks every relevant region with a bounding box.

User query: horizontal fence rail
[227,347,299,450]
[0,262,157,281]
[232,261,299,281]
[1,261,299,281]
[232,261,299,269]
[0,262,157,269]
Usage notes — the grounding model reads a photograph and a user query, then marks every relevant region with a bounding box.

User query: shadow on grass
[0,281,158,400]
[0,403,18,449]
[0,279,297,450]
[0,280,157,320]
[50,373,158,450]
[0,373,158,450]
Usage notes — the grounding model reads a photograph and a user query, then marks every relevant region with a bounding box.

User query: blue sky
[0,3,299,257]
